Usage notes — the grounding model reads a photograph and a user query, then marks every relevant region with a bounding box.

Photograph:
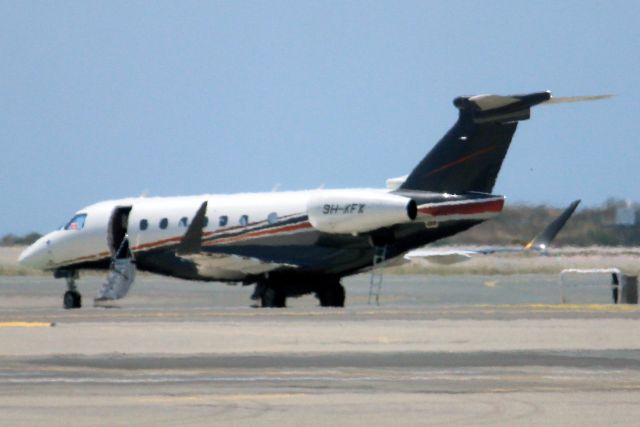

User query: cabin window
[64,214,87,231]
[159,218,168,229]
[267,212,278,225]
[139,219,148,231]
[179,217,188,227]
[240,215,249,226]
[219,216,228,227]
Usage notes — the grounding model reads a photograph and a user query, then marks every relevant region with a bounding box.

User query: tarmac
[2,273,640,426]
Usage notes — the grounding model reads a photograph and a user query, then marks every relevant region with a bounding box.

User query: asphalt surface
[2,273,640,426]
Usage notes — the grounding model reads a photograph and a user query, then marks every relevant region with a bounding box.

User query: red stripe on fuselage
[132,236,183,251]
[57,219,312,267]
[203,221,312,246]
[418,198,504,217]
[130,218,312,253]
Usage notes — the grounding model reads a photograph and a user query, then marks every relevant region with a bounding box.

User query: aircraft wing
[180,252,296,280]
[404,249,475,265]
[405,199,580,265]
[523,199,580,251]
[172,202,302,279]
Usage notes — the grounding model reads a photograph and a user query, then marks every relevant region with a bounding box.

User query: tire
[261,287,286,308]
[63,291,82,309]
[622,278,638,304]
[317,283,345,307]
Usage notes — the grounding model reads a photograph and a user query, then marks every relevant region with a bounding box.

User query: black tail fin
[399,91,551,194]
[525,199,580,251]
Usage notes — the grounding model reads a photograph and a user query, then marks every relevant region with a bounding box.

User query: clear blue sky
[1,1,638,235]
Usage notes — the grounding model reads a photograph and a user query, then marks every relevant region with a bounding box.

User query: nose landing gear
[55,270,82,309]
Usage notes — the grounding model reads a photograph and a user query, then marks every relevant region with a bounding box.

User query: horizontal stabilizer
[453,91,551,124]
[543,94,613,105]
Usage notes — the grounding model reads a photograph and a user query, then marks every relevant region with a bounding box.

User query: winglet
[524,199,580,252]
[177,201,208,255]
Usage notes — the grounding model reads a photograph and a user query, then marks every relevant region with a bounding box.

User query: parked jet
[18,91,597,308]
[405,199,580,265]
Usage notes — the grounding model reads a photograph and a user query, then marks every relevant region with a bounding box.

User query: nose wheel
[63,289,82,309]
[55,270,82,309]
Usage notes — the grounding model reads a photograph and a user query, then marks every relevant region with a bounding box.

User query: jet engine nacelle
[307,191,417,234]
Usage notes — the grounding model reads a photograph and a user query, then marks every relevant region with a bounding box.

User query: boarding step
[96,258,136,302]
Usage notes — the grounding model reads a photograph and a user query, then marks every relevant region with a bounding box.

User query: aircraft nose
[18,239,50,270]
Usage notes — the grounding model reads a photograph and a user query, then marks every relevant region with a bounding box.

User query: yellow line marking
[139,393,305,403]
[523,303,639,312]
[0,322,55,328]
[474,303,640,312]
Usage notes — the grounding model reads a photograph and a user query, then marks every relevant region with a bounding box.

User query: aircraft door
[107,206,132,259]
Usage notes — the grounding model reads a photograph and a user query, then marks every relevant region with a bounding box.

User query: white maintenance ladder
[368,246,387,305]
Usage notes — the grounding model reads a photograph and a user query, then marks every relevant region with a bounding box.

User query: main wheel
[63,290,82,309]
[317,283,345,307]
[261,287,286,308]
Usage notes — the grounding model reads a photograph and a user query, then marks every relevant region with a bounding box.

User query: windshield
[64,214,87,231]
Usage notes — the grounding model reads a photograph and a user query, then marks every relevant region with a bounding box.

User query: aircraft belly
[183,253,288,280]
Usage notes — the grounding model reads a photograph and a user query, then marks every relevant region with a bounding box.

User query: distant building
[615,206,636,226]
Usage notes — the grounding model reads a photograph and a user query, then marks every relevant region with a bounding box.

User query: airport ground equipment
[560,268,638,304]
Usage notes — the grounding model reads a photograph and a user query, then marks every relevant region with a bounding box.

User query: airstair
[96,236,136,302]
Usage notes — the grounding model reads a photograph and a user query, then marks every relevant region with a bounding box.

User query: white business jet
[18,91,602,308]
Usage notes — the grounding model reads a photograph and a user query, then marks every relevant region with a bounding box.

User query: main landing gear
[315,279,346,307]
[56,270,82,309]
[252,275,346,308]
[260,285,287,308]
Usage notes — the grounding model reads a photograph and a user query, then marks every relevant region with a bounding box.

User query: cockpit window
[64,214,87,231]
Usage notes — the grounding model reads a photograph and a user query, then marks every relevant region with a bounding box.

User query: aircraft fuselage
[19,189,504,283]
